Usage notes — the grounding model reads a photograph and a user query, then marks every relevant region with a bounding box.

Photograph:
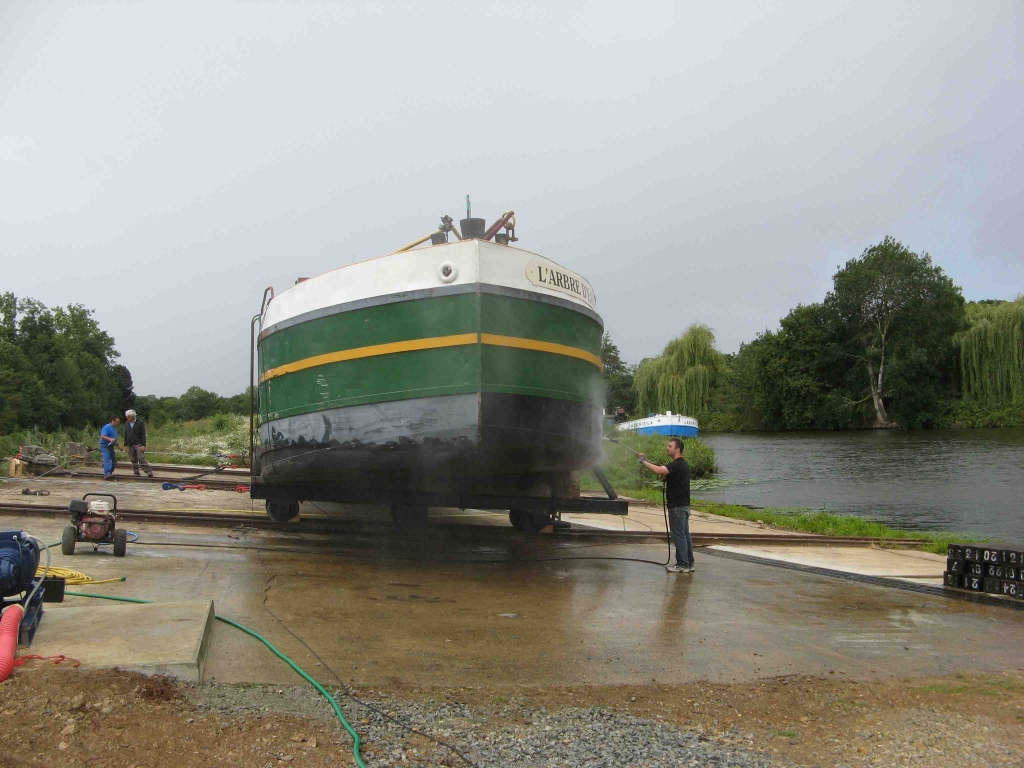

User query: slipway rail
[0,501,933,546]
[46,469,247,490]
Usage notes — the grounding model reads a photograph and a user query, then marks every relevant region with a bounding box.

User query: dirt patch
[2,665,1023,767]
[0,666,367,767]
[136,676,181,703]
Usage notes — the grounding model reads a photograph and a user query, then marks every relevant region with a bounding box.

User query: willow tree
[633,324,725,416]
[957,297,1024,406]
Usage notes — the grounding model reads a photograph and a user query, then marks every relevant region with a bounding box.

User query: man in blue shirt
[99,416,121,478]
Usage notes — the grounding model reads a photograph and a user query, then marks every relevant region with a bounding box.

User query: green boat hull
[257,286,604,493]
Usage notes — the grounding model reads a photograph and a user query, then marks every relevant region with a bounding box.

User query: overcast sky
[2,1,1021,397]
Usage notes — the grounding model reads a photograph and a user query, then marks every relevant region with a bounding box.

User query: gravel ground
[186,673,1024,768]
[436,707,772,767]
[189,682,778,766]
[5,667,1021,767]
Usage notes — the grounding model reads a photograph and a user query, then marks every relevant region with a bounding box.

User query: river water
[698,428,1024,541]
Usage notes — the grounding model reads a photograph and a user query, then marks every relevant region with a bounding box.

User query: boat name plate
[525,260,597,309]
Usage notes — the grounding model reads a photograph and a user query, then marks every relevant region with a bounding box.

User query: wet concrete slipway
[4,506,1020,688]
[3,480,1024,767]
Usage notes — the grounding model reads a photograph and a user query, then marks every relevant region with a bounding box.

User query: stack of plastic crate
[945,544,1024,599]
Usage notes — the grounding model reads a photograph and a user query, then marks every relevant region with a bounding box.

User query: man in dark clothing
[123,409,154,477]
[639,437,694,573]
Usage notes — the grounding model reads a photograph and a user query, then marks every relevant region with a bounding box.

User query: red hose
[483,210,514,241]
[0,604,24,682]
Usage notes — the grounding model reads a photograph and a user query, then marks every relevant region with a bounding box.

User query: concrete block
[27,599,215,682]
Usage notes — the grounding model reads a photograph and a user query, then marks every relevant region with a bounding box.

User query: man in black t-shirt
[639,437,694,573]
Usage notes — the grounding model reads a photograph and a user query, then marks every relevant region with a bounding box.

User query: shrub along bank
[582,433,717,504]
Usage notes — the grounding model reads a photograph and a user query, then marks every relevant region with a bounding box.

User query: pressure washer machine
[0,530,47,647]
[62,493,127,557]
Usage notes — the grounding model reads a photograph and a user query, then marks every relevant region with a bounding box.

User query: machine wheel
[512,510,551,534]
[390,505,428,528]
[113,529,127,557]
[508,510,525,531]
[61,525,77,556]
[266,499,300,523]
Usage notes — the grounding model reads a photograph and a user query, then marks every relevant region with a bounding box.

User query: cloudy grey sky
[2,1,1021,397]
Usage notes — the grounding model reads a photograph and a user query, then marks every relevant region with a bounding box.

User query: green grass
[140,415,249,464]
[774,731,798,739]
[688,500,988,554]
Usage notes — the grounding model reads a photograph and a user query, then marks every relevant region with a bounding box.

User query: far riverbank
[698,428,1024,541]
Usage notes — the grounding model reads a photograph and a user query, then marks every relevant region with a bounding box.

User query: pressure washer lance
[601,437,673,567]
[604,436,644,460]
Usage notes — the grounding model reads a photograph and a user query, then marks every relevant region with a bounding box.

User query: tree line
[0,292,248,434]
[601,237,1024,429]
[0,293,133,434]
[134,387,250,426]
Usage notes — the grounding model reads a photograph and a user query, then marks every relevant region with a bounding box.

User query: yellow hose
[35,565,125,586]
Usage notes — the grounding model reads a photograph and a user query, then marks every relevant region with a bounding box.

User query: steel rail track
[137,461,249,473]
[0,501,934,547]
[55,461,250,476]
[46,469,247,489]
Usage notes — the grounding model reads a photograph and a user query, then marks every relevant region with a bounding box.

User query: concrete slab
[28,599,215,682]
[565,504,814,535]
[2,510,1021,691]
[1,475,262,515]
[710,544,948,585]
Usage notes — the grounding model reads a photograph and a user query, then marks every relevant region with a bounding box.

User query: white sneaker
[666,565,686,573]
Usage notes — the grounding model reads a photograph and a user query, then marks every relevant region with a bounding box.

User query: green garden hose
[63,590,367,768]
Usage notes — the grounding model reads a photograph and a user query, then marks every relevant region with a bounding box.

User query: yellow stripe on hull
[479,333,603,369]
[260,332,601,383]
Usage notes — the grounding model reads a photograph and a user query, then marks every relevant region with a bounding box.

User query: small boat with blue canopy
[616,411,699,438]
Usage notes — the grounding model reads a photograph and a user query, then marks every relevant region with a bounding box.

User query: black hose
[661,482,672,567]
[603,437,673,567]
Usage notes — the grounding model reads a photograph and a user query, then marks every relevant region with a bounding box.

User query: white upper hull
[262,239,598,330]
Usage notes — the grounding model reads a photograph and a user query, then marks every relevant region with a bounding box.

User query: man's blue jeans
[100,445,116,476]
[669,505,694,569]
